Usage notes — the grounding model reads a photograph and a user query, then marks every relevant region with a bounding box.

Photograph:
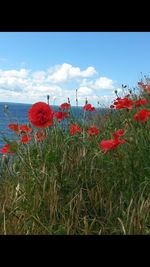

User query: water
[0,102,108,149]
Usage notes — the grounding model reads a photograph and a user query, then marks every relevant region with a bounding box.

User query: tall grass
[1,83,150,234]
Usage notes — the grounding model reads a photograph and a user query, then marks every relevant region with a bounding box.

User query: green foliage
[1,87,150,234]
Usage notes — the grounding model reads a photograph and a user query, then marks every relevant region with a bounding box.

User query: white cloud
[80,66,96,77]
[78,86,93,96]
[32,71,46,83]
[47,63,96,83]
[0,77,28,92]
[79,76,115,91]
[0,65,117,107]
[0,68,28,78]
[92,77,114,89]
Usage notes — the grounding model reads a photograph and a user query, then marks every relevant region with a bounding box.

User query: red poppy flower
[99,127,126,153]
[112,129,125,139]
[113,97,133,110]
[87,126,100,135]
[60,103,71,110]
[114,101,119,105]
[135,98,147,107]
[70,123,81,135]
[0,144,15,154]
[28,102,54,128]
[134,109,150,123]
[83,104,95,112]
[8,124,19,133]
[34,130,46,142]
[54,111,68,122]
[99,138,126,153]
[99,139,118,152]
[18,135,32,144]
[19,125,32,134]
[8,124,32,135]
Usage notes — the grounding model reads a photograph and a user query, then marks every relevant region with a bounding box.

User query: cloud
[80,76,115,90]
[0,69,29,92]
[47,63,96,83]
[92,77,115,89]
[78,86,93,96]
[0,64,117,106]
[0,68,28,78]
[0,77,28,92]
[32,71,46,83]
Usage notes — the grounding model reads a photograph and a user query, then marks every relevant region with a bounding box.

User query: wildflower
[134,109,150,123]
[8,123,19,134]
[135,98,147,107]
[87,126,100,136]
[0,144,15,154]
[54,111,68,122]
[28,102,54,128]
[112,129,125,139]
[60,102,71,110]
[8,124,32,134]
[70,123,81,135]
[18,135,32,144]
[34,130,46,142]
[99,138,126,153]
[83,103,95,112]
[99,128,126,153]
[113,97,133,110]
[19,125,32,134]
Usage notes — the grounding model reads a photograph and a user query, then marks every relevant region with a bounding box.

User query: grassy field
[1,82,150,235]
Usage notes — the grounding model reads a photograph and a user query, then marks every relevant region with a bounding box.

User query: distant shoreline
[0,102,32,105]
[0,102,107,109]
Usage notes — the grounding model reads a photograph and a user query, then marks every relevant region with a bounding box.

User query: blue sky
[0,32,150,106]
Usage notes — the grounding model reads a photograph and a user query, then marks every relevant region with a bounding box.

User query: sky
[0,32,150,107]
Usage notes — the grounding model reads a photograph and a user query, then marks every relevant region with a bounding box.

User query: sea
[0,102,108,149]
